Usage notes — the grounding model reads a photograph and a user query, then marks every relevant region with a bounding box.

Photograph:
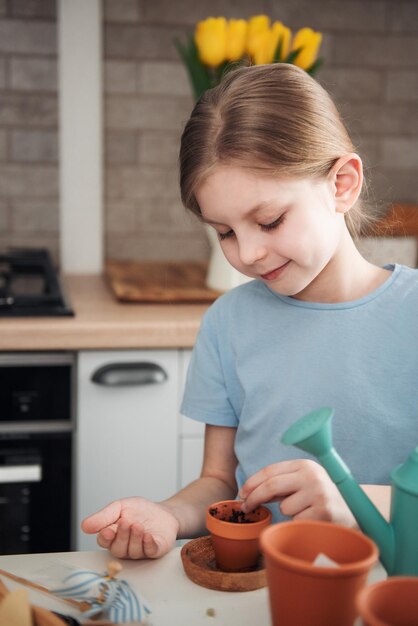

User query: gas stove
[0,248,74,317]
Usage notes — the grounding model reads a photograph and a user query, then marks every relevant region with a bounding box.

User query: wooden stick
[0,568,91,611]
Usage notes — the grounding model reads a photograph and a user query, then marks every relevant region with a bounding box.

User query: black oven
[0,353,75,554]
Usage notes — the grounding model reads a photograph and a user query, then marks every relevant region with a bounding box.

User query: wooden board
[106,261,222,303]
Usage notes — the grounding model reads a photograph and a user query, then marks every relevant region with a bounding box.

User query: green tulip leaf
[174,35,213,100]
[284,47,303,65]
[273,37,283,63]
[306,57,324,76]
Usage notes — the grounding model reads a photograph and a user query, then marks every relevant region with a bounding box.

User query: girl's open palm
[81,497,180,559]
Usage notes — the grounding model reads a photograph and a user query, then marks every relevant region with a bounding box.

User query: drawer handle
[91,362,168,387]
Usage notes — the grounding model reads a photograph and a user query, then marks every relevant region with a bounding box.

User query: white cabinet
[178,350,205,489]
[76,349,180,550]
[76,348,206,549]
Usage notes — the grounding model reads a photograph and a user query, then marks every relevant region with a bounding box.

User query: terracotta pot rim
[260,520,379,578]
[356,576,418,625]
[206,500,272,540]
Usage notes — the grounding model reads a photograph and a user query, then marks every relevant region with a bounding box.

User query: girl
[82,63,418,560]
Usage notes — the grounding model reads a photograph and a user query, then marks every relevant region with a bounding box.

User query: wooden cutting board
[106,260,222,303]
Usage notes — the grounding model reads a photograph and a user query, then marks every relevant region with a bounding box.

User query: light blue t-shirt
[180,264,418,522]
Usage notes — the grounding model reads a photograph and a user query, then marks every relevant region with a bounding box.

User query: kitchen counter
[0,275,210,351]
[0,547,385,626]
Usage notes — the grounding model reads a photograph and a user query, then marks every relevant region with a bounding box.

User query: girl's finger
[142,532,161,559]
[239,461,300,500]
[279,489,312,518]
[127,523,145,559]
[107,520,131,558]
[291,506,317,521]
[241,471,302,512]
[81,500,122,533]
[96,525,117,549]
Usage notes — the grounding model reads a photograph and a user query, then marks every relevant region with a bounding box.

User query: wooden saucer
[180,536,266,592]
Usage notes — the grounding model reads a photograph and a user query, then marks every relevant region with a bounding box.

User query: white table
[0,547,386,626]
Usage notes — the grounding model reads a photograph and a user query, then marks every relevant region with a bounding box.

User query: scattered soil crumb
[206,607,216,617]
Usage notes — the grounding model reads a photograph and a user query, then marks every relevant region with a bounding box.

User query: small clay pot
[206,500,272,572]
[260,519,378,626]
[356,577,418,626]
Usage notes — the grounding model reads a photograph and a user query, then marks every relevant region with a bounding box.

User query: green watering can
[281,407,418,576]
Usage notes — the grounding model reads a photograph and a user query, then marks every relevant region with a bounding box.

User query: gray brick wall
[0,0,58,260]
[103,0,418,262]
[1,1,417,265]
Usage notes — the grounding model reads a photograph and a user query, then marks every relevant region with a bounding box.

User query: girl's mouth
[260,261,291,281]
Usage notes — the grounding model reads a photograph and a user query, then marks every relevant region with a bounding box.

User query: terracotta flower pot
[356,577,418,626]
[260,519,378,626]
[206,500,272,572]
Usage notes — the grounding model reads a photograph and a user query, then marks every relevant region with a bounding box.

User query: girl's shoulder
[391,263,418,292]
[372,264,418,316]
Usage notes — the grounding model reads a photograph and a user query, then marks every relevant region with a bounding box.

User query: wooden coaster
[180,536,266,592]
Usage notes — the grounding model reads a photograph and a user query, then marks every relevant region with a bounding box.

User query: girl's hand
[81,496,180,559]
[239,459,356,527]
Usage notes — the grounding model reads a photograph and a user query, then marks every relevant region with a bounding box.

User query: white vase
[205,225,252,291]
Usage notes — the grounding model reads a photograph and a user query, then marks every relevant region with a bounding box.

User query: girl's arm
[162,424,238,538]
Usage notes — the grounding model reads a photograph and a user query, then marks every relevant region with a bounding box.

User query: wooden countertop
[0,275,209,351]
[2,204,416,352]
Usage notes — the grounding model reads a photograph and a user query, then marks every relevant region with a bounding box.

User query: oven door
[0,431,72,554]
[0,353,73,423]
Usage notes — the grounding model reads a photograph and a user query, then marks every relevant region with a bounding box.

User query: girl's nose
[238,235,267,266]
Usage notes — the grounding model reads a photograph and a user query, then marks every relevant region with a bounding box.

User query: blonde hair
[179,63,372,238]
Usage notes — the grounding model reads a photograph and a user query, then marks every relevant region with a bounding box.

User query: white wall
[58,0,103,273]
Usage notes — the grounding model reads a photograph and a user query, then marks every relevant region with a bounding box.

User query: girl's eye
[218,229,234,241]
[260,215,285,231]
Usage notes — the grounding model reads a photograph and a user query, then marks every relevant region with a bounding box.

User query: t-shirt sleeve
[180,305,238,427]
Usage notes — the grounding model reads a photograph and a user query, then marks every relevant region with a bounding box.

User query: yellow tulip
[225,19,248,61]
[246,14,270,57]
[251,29,272,65]
[291,27,322,70]
[253,29,277,65]
[271,21,291,61]
[194,17,227,67]
[250,22,291,65]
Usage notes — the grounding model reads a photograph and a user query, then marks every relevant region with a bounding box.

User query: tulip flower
[251,29,271,65]
[225,19,248,61]
[272,21,291,61]
[291,27,323,70]
[176,14,323,101]
[250,20,292,65]
[246,14,270,58]
[195,17,227,67]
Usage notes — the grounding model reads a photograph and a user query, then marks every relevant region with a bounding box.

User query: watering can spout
[282,408,395,573]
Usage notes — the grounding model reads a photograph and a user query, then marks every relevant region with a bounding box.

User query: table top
[0,547,269,626]
[0,547,386,626]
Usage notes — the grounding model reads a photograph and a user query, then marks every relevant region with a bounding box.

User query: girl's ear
[329,153,363,214]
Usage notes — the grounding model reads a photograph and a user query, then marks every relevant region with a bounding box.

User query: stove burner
[0,248,74,317]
